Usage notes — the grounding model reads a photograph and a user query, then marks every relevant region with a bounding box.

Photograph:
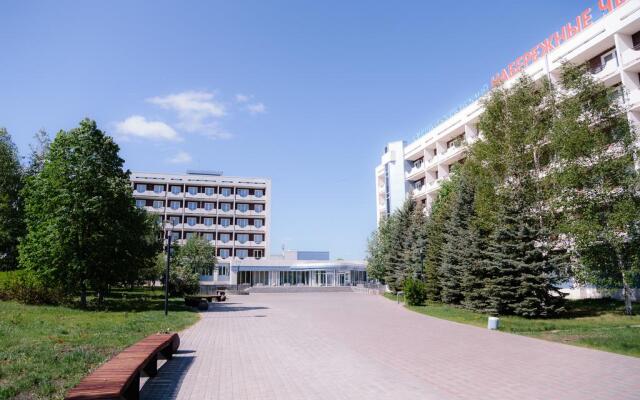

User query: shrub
[404,277,427,306]
[0,270,66,305]
[168,264,200,297]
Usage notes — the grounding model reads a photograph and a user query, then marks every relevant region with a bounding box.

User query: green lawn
[0,289,199,400]
[384,293,640,357]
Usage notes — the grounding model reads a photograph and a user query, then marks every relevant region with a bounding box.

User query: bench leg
[161,346,173,360]
[123,373,140,400]
[143,354,158,377]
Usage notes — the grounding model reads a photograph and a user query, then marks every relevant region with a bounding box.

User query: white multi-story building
[375,0,640,223]
[131,170,271,267]
[132,171,368,286]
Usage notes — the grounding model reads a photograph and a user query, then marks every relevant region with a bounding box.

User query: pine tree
[460,224,494,313]
[482,195,566,317]
[403,203,429,279]
[439,174,475,304]
[385,200,414,292]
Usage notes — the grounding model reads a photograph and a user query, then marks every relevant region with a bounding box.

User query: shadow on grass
[66,287,197,313]
[562,298,632,318]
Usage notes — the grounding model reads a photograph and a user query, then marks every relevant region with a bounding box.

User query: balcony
[626,88,640,111]
[622,43,640,71]
[167,191,184,198]
[143,206,165,213]
[439,143,466,163]
[185,192,217,199]
[135,189,166,197]
[590,59,620,86]
[406,162,425,180]
[217,209,235,217]
[411,185,426,198]
[216,240,232,247]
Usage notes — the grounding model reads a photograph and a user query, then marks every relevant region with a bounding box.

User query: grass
[384,293,640,357]
[0,288,199,400]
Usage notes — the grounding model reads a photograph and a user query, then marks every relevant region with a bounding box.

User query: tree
[439,172,475,304]
[424,178,457,301]
[481,195,566,317]
[170,236,216,296]
[547,64,640,315]
[0,128,24,270]
[385,199,415,292]
[403,203,429,280]
[366,218,391,283]
[26,129,51,176]
[19,119,160,307]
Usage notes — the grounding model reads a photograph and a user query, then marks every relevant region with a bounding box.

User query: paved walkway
[141,292,640,400]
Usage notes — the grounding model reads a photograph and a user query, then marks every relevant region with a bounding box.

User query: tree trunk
[621,271,634,316]
[80,283,87,308]
[617,253,633,316]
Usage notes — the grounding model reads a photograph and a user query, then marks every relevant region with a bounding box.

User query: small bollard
[487,316,500,330]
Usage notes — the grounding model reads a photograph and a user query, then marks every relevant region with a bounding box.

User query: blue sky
[1,0,595,259]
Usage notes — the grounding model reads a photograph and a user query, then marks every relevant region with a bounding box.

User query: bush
[168,264,200,297]
[0,270,66,305]
[404,277,427,306]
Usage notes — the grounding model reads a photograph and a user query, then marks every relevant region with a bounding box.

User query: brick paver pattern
[141,292,640,400]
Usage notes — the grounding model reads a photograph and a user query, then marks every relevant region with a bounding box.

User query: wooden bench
[65,333,180,400]
[185,291,226,308]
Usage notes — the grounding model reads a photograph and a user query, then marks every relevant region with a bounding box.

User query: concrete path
[141,292,640,400]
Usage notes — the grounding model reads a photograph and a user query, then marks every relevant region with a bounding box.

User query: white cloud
[168,151,192,164]
[147,90,225,118]
[147,91,231,139]
[235,93,250,103]
[115,115,180,141]
[247,102,266,115]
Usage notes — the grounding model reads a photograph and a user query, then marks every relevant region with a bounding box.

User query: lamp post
[164,224,173,317]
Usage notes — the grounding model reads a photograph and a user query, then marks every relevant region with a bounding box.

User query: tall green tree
[19,119,159,307]
[25,129,51,176]
[439,172,475,304]
[548,64,640,315]
[0,128,24,270]
[423,178,457,301]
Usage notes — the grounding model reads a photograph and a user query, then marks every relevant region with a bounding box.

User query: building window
[204,233,214,242]
[187,202,197,210]
[254,219,263,228]
[254,204,264,213]
[170,201,180,210]
[218,264,229,276]
[185,232,195,240]
[205,187,215,196]
[254,234,263,244]
[171,185,181,194]
[237,234,249,244]
[237,188,249,197]
[153,184,164,193]
[221,188,231,197]
[135,199,145,208]
[153,200,163,209]
[204,217,214,226]
[220,218,230,227]
[204,202,214,211]
[187,217,197,226]
[433,148,437,156]
[170,232,180,241]
[237,218,248,228]
[220,203,231,212]
[220,233,230,243]
[236,249,248,259]
[237,203,249,212]
[169,216,180,226]
[136,184,146,193]
[254,250,263,259]
[254,189,264,198]
[188,186,198,195]
[219,249,230,259]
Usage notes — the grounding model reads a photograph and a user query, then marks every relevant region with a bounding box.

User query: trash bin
[488,317,500,330]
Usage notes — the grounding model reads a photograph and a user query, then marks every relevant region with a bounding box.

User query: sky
[0,0,598,259]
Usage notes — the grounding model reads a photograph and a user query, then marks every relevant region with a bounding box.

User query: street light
[164,222,173,317]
